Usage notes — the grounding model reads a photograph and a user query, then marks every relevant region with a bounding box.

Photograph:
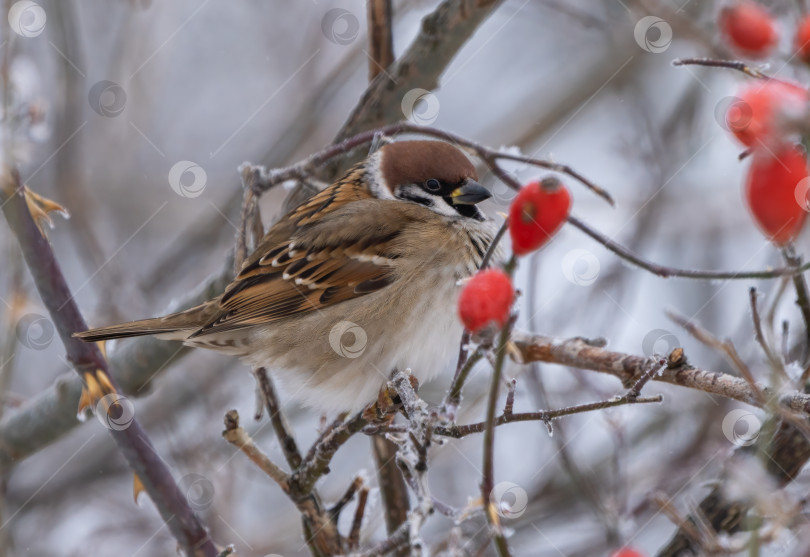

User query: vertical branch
[782,245,810,364]
[749,287,788,381]
[255,367,302,469]
[482,258,516,557]
[371,435,410,548]
[367,0,394,81]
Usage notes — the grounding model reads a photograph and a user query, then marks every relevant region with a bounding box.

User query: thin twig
[479,220,508,271]
[247,122,613,206]
[672,57,770,79]
[783,245,810,364]
[668,311,810,444]
[222,410,291,490]
[569,215,810,280]
[329,476,364,521]
[348,486,369,550]
[652,492,710,551]
[295,411,369,494]
[435,395,663,438]
[504,379,516,416]
[627,359,666,399]
[481,257,516,557]
[445,345,485,408]
[304,413,348,464]
[255,367,303,469]
[372,435,411,548]
[749,287,788,381]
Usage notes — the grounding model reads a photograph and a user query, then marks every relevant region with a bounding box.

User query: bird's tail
[74,304,214,342]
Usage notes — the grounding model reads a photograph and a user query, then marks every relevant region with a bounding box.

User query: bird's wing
[188,179,403,338]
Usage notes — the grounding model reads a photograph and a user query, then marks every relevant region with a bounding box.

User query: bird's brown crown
[379,140,478,191]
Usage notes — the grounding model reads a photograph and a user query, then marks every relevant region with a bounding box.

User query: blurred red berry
[727,80,807,150]
[794,15,810,64]
[719,1,778,58]
[611,549,645,557]
[458,269,514,333]
[745,145,809,246]
[509,177,571,256]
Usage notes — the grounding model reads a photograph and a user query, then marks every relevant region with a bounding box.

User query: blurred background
[2,0,810,555]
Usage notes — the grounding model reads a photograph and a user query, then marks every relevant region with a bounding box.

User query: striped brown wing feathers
[288,166,371,225]
[236,169,373,280]
[189,186,402,338]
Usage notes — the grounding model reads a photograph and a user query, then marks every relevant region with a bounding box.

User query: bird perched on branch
[76,140,498,412]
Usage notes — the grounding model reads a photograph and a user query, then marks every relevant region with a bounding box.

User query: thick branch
[334,0,503,142]
[0,178,218,556]
[511,332,810,415]
[0,259,232,470]
[222,410,341,556]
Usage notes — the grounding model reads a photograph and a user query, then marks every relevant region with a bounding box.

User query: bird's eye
[425,179,441,192]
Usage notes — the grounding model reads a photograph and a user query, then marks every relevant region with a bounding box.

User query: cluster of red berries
[720,1,810,61]
[459,2,810,331]
[720,2,810,246]
[458,177,571,333]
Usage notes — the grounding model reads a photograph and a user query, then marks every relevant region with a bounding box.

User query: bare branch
[255,367,302,469]
[569,216,810,280]
[295,411,370,494]
[0,173,219,556]
[334,0,504,142]
[510,332,810,415]
[782,245,810,363]
[435,395,663,438]
[481,258,516,557]
[367,0,394,81]
[672,57,770,78]
[222,410,290,490]
[749,287,788,380]
[0,257,233,470]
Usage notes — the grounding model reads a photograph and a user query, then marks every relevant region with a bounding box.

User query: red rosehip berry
[458,269,514,333]
[509,177,571,256]
[611,549,645,557]
[719,1,778,58]
[794,15,810,64]
[744,145,809,246]
[726,80,807,150]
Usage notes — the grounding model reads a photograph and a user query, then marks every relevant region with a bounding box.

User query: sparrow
[76,140,498,412]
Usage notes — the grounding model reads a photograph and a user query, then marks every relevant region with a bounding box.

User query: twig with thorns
[0,170,220,556]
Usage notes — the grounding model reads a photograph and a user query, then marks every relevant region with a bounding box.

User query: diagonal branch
[0,173,219,556]
[0,258,233,470]
[334,0,504,142]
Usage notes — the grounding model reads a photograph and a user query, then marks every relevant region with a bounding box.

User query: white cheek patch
[366,152,396,200]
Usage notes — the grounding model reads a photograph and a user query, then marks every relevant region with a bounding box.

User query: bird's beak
[450,180,491,205]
